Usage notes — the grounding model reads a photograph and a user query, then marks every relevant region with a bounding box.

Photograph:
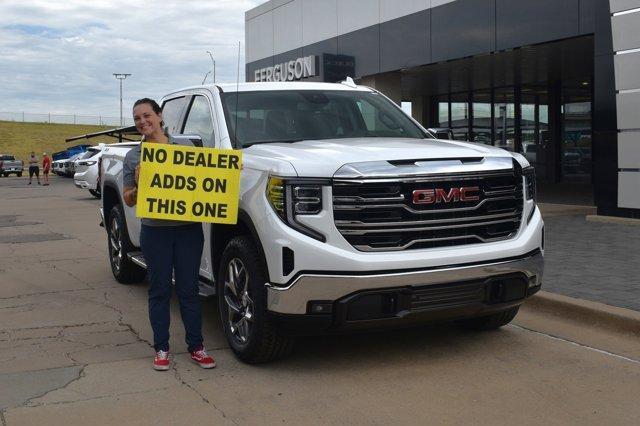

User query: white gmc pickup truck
[100,81,544,363]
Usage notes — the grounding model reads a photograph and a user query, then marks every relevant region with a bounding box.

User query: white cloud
[0,0,263,117]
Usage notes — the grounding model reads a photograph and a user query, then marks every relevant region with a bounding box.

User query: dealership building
[245,0,640,218]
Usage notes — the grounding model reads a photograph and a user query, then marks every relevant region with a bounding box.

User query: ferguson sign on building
[254,55,317,82]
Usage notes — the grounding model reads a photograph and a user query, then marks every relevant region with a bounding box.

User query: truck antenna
[234,41,241,148]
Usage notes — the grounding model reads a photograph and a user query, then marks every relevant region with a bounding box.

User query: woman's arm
[122,151,140,207]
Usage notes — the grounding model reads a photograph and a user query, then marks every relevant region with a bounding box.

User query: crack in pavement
[2,321,115,333]
[509,324,640,365]
[21,366,87,409]
[101,291,153,349]
[0,287,109,302]
[46,264,92,290]
[170,361,238,425]
[0,303,35,311]
[25,385,179,408]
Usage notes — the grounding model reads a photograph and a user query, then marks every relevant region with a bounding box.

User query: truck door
[180,94,218,282]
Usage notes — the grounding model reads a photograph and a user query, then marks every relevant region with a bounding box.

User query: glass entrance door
[493,88,516,151]
[519,87,550,181]
[562,85,592,183]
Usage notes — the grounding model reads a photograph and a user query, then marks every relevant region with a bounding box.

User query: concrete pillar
[411,97,424,125]
[359,72,402,105]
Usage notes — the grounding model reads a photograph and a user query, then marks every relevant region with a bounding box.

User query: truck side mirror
[172,134,203,148]
[427,128,454,140]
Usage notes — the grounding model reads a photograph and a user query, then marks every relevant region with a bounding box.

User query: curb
[586,215,640,226]
[537,204,597,218]
[521,290,640,336]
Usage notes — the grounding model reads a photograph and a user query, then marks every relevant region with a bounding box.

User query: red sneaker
[190,347,216,369]
[153,350,170,371]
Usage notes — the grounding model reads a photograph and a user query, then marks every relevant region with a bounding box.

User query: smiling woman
[122,97,216,371]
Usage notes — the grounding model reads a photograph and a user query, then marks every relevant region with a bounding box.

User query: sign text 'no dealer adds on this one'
[136,143,242,224]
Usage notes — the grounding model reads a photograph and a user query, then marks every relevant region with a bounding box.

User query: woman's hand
[124,186,138,207]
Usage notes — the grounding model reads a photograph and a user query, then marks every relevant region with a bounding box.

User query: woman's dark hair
[133,98,162,115]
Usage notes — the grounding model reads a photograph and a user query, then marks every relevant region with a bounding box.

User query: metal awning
[65,125,140,143]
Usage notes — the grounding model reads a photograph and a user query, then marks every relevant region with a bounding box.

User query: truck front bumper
[266,249,543,323]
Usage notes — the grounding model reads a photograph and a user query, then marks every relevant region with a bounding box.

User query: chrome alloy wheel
[224,258,254,344]
[108,216,122,272]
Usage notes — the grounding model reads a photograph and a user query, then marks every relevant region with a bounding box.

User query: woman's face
[133,103,163,138]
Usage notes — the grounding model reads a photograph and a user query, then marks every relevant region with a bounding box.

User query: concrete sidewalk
[541,211,640,312]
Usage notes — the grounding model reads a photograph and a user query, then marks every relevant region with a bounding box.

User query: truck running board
[126,251,216,296]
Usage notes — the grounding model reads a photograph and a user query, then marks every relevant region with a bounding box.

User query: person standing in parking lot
[42,153,51,186]
[27,152,40,185]
[122,98,215,371]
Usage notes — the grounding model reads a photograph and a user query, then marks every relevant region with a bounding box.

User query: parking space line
[509,324,640,365]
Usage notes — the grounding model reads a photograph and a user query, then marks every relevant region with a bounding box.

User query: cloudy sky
[0,0,263,119]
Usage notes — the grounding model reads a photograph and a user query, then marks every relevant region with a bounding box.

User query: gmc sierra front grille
[332,171,524,251]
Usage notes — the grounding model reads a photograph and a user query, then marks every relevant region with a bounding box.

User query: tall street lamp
[201,70,211,85]
[206,51,216,84]
[113,73,131,126]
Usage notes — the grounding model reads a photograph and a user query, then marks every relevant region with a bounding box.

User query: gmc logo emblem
[412,187,480,205]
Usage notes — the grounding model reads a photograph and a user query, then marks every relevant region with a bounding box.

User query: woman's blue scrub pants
[140,223,204,352]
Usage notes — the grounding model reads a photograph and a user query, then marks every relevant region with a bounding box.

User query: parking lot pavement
[1,175,639,425]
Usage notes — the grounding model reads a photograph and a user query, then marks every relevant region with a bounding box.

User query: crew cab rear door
[177,91,221,282]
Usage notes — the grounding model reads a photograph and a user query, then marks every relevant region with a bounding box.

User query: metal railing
[0,111,133,126]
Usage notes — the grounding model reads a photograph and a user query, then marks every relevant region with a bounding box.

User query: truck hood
[244,137,519,177]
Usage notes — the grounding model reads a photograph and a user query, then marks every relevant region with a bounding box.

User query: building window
[472,91,492,145]
[494,88,516,151]
[451,93,469,141]
[437,95,449,127]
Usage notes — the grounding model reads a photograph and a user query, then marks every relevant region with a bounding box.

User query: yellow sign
[136,142,242,224]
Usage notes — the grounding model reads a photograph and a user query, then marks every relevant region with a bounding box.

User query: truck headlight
[267,177,285,219]
[267,176,326,242]
[523,167,536,201]
[293,185,322,214]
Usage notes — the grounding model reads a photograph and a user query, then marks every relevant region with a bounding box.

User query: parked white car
[54,154,81,177]
[52,159,65,175]
[54,158,73,176]
[74,144,104,198]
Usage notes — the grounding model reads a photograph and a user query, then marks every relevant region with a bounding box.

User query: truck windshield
[221,90,426,148]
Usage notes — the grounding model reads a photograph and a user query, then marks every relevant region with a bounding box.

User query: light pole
[201,70,211,85]
[206,51,216,84]
[113,73,131,126]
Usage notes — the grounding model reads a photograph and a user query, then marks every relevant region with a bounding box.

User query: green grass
[0,121,130,162]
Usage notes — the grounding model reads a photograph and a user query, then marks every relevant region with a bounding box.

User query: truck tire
[89,189,101,199]
[217,235,294,364]
[107,204,146,284]
[17,172,22,177]
[458,306,520,331]
[1,173,7,177]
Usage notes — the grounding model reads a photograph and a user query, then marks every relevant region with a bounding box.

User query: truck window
[161,96,188,135]
[182,95,215,147]
[221,90,426,148]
